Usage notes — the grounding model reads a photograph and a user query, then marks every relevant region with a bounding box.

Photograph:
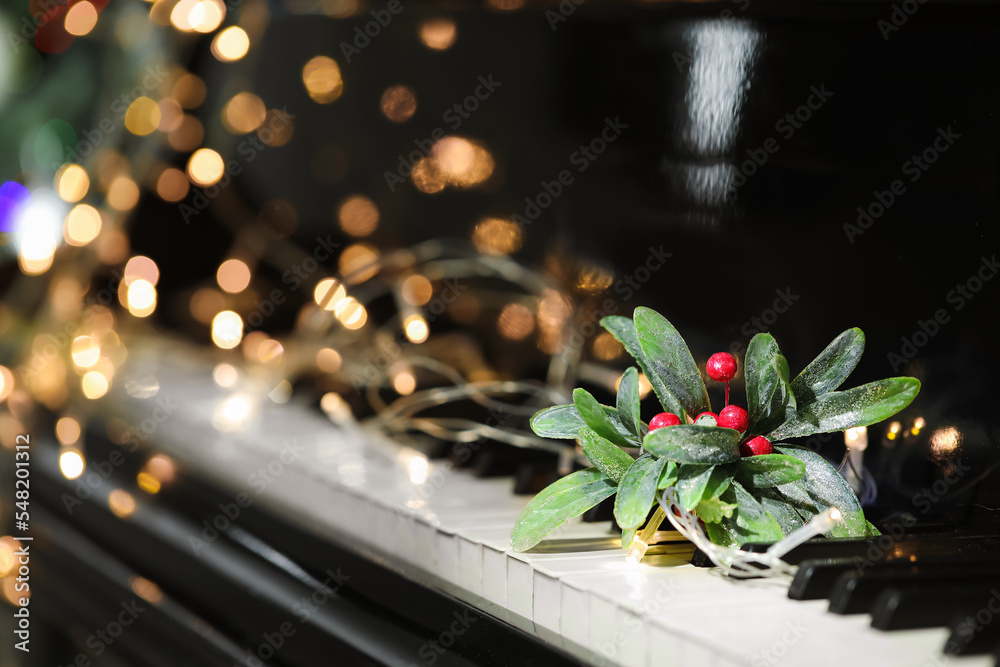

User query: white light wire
[657,488,843,578]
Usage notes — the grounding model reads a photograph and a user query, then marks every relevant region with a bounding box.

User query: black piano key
[829,566,1000,615]
[791,554,1000,601]
[790,559,858,599]
[944,602,1000,656]
[742,533,1000,564]
[512,460,559,494]
[871,584,1000,630]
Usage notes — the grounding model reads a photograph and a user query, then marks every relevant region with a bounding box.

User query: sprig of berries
[648,352,761,456]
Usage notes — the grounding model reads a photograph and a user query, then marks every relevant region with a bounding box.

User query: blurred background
[1,0,999,664]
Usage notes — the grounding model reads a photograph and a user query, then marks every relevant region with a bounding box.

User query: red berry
[694,411,717,424]
[706,352,737,382]
[649,412,681,431]
[717,405,748,433]
[740,435,772,457]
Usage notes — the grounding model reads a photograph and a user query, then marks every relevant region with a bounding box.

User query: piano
[8,337,996,667]
[5,1,1000,666]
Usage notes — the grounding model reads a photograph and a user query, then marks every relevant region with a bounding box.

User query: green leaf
[753,488,807,534]
[573,388,631,448]
[695,496,738,523]
[716,480,785,545]
[600,315,685,418]
[614,455,668,530]
[676,465,731,510]
[773,444,869,538]
[735,454,806,488]
[768,377,921,441]
[633,307,710,419]
[530,403,638,445]
[622,528,636,549]
[703,465,733,501]
[792,328,865,405]
[705,518,738,548]
[510,468,617,551]
[657,461,679,489]
[616,367,643,440]
[643,425,740,464]
[530,404,587,439]
[579,429,635,483]
[745,333,796,436]
[676,465,714,511]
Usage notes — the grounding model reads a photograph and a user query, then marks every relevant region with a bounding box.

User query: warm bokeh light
[472,217,523,255]
[64,204,102,246]
[189,288,225,324]
[393,369,417,396]
[593,331,624,361]
[156,168,189,202]
[316,348,342,373]
[213,395,251,431]
[216,259,251,293]
[211,310,243,349]
[129,576,164,605]
[575,265,614,295]
[337,195,379,237]
[334,297,367,329]
[145,454,176,483]
[211,26,249,62]
[212,362,239,388]
[56,416,81,445]
[401,275,433,306]
[60,449,85,479]
[189,0,225,33]
[432,137,494,187]
[258,109,295,147]
[419,18,457,50]
[81,371,110,399]
[157,98,184,132]
[187,148,225,186]
[95,228,130,265]
[314,278,347,311]
[170,0,199,30]
[167,115,204,151]
[222,92,267,134]
[257,339,284,365]
[302,56,343,104]
[411,157,446,194]
[403,315,429,344]
[886,421,902,440]
[173,73,206,109]
[109,489,137,518]
[65,1,98,36]
[124,97,162,136]
[380,85,417,123]
[107,176,140,211]
[55,164,90,202]
[0,367,13,402]
[71,335,100,368]
[338,244,379,284]
[320,392,351,420]
[127,279,157,317]
[0,537,16,577]
[124,255,160,286]
[18,229,57,276]
[497,303,534,340]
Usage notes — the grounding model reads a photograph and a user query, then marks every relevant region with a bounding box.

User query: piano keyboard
[99,343,995,667]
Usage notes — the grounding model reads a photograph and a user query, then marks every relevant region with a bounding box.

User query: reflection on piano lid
[28,339,990,667]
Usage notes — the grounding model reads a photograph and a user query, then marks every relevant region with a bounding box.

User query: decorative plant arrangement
[510,307,921,559]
